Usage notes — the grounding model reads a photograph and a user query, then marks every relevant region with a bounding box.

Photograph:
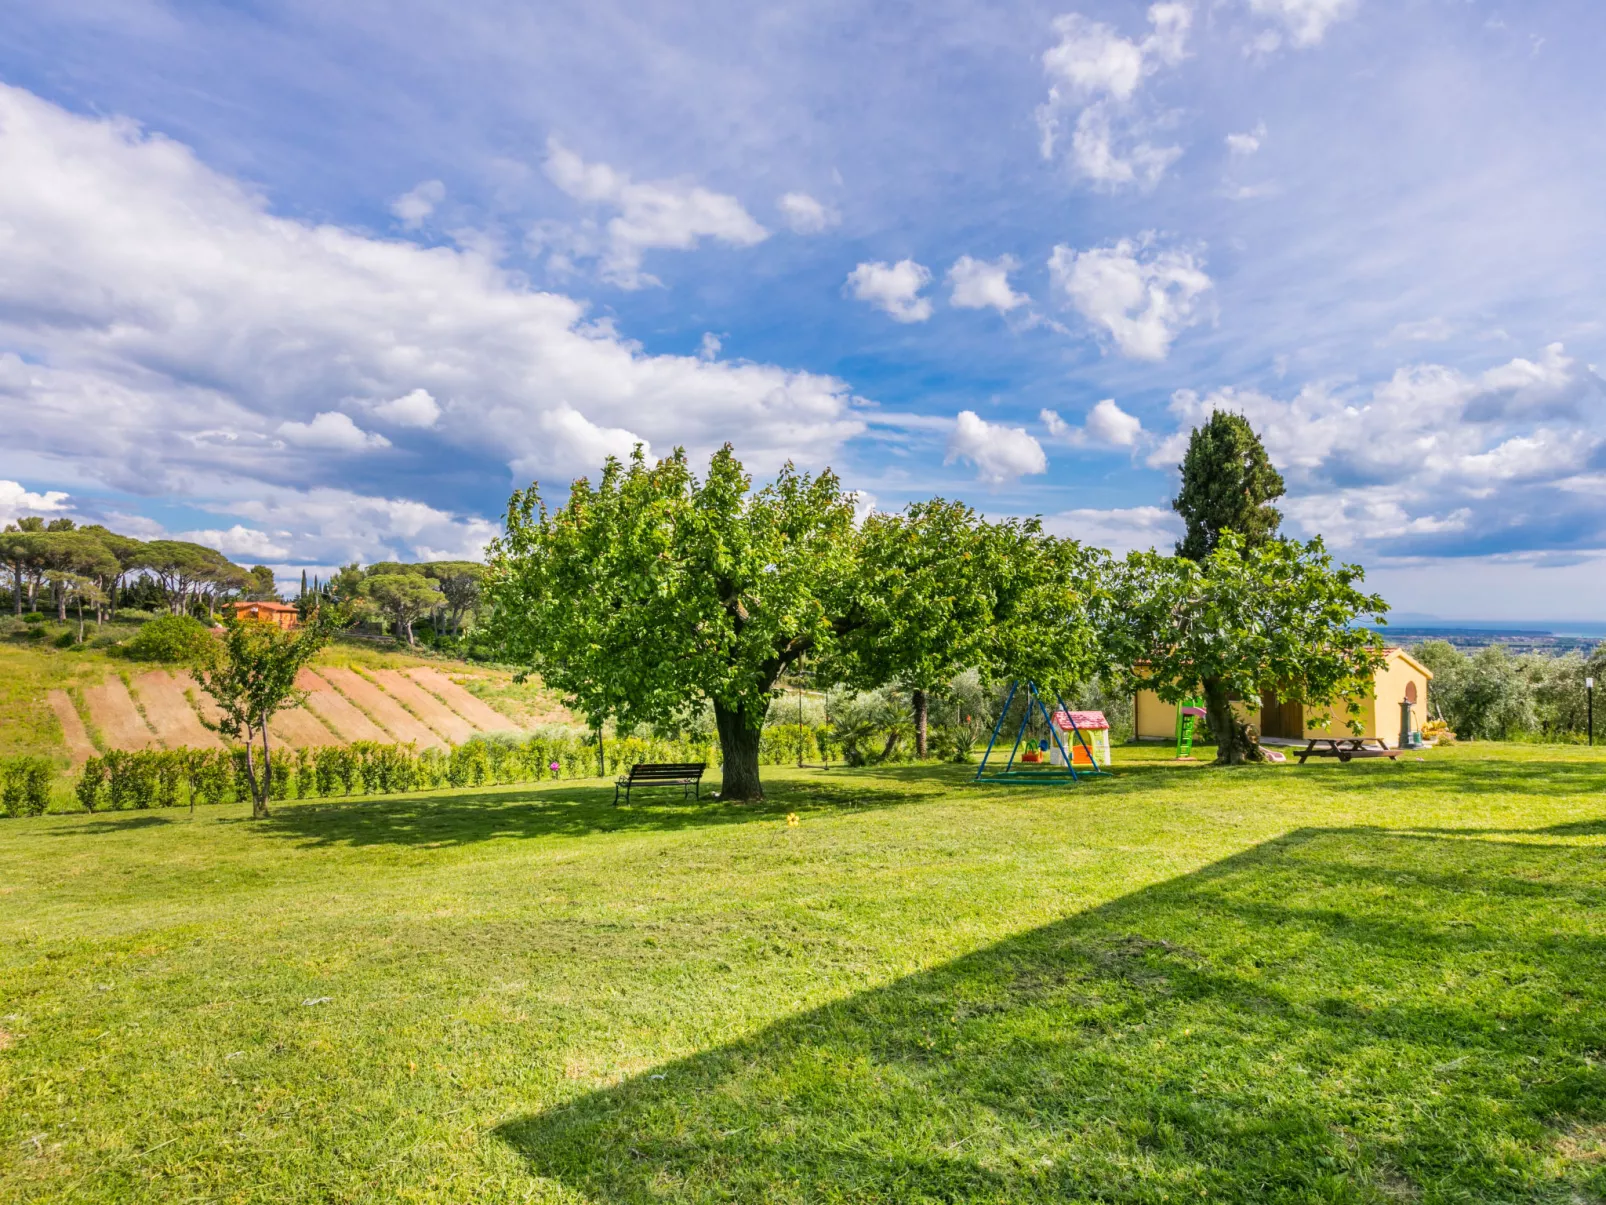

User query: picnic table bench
[1297,737,1399,764]
[615,762,707,805]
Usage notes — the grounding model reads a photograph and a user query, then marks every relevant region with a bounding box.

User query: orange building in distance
[227,600,300,630]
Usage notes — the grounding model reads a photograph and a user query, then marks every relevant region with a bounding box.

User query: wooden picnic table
[1297,737,1399,764]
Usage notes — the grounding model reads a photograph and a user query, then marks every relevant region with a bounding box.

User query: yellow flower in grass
[786,813,800,827]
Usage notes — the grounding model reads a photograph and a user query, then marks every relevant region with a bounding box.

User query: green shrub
[1,756,53,817]
[22,611,46,625]
[124,614,217,663]
[77,757,107,812]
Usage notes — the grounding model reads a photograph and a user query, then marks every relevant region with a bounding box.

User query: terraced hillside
[0,616,575,764]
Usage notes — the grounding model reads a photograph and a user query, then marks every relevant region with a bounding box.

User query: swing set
[974,680,1112,784]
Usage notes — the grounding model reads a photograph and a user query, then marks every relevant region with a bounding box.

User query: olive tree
[1111,533,1389,765]
[487,446,859,801]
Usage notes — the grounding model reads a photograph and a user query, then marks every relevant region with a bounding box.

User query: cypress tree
[1172,411,1286,561]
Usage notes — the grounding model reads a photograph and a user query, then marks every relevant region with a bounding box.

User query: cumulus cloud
[543,139,768,287]
[371,388,441,429]
[945,410,1048,483]
[1042,398,1144,447]
[391,179,445,229]
[0,479,72,526]
[276,411,391,451]
[845,259,934,323]
[1151,344,1606,555]
[698,332,721,360]
[1225,122,1266,155]
[777,192,838,234]
[1042,505,1182,553]
[1049,237,1212,360]
[510,406,650,478]
[0,85,862,562]
[1246,0,1358,50]
[947,255,1028,313]
[1036,4,1192,191]
[225,486,500,565]
[175,524,291,560]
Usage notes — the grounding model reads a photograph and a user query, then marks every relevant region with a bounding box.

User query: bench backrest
[625,762,706,780]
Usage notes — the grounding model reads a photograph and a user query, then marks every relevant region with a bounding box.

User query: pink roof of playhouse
[1052,710,1109,731]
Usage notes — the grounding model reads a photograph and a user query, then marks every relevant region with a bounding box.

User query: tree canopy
[196,609,333,818]
[488,445,861,800]
[1172,410,1286,561]
[1110,532,1389,764]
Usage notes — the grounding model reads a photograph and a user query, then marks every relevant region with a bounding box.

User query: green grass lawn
[2,744,1603,1203]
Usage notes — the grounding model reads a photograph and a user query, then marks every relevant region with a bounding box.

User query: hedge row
[63,725,835,813]
[1,756,52,817]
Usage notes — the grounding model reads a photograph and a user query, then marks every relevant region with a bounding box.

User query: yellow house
[1133,647,1433,748]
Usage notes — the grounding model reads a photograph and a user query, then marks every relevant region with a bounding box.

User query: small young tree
[1112,533,1389,765]
[487,445,860,801]
[196,610,332,818]
[361,572,445,646]
[1172,411,1286,561]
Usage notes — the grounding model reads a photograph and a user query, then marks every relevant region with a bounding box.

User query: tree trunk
[56,583,68,623]
[10,564,20,615]
[1203,678,1253,766]
[714,698,766,801]
[404,617,416,647]
[254,715,273,819]
[912,688,929,759]
[596,724,606,778]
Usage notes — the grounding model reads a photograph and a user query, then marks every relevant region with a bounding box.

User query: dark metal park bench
[614,762,707,805]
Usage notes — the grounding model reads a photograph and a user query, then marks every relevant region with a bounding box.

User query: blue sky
[0,0,1603,618]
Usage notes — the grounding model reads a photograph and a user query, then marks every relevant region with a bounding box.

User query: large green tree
[487,446,859,801]
[40,532,118,623]
[1112,533,1389,765]
[832,500,999,758]
[196,609,333,819]
[1172,411,1286,561]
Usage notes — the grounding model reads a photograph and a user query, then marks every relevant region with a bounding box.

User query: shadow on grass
[498,826,1606,1203]
[255,775,936,850]
[50,814,175,835]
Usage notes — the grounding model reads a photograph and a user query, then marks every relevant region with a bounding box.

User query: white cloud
[225,486,499,565]
[1246,0,1358,50]
[845,259,934,323]
[1036,4,1192,191]
[544,139,768,287]
[510,405,650,478]
[947,255,1028,313]
[1049,237,1212,360]
[1225,122,1266,155]
[371,388,441,428]
[1042,505,1182,554]
[1150,344,1606,552]
[390,179,445,230]
[0,479,72,527]
[175,524,291,560]
[698,332,721,360]
[777,192,838,234]
[945,410,1048,483]
[1041,398,1144,447]
[276,411,391,451]
[1386,317,1454,344]
[0,86,862,562]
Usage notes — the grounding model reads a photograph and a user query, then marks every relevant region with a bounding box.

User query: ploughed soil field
[0,621,575,764]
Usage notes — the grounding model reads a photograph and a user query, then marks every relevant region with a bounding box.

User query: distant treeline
[1413,641,1606,742]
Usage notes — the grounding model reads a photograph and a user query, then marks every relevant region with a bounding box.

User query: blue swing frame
[973,679,1112,784]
